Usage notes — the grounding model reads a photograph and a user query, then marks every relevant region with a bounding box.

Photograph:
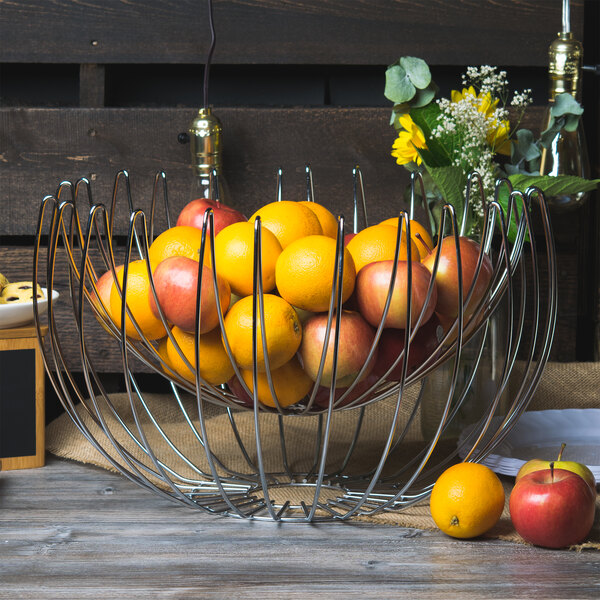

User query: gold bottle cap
[188,107,223,175]
[548,32,583,100]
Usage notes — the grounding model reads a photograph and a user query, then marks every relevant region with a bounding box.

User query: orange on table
[379,216,434,259]
[109,260,167,341]
[429,462,505,539]
[248,200,323,249]
[213,221,283,297]
[300,201,339,239]
[223,293,302,372]
[346,224,420,273]
[275,234,356,312]
[239,355,313,408]
[147,225,207,269]
[166,326,235,386]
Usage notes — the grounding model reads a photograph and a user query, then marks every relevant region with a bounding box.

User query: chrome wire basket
[33,167,557,521]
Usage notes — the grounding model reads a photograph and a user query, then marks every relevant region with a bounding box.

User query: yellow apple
[515,444,596,493]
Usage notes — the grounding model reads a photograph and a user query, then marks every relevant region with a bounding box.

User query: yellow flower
[488,119,511,155]
[451,86,511,155]
[391,114,427,166]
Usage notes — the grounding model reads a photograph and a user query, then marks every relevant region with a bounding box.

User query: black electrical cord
[203,0,216,109]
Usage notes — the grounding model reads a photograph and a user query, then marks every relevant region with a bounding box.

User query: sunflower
[391,114,427,166]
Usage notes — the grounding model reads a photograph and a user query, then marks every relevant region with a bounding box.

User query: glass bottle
[187,106,231,204]
[539,25,591,211]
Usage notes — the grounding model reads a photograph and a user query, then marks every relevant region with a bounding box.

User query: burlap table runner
[47,361,600,549]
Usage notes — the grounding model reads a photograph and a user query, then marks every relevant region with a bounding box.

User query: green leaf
[410,104,451,168]
[513,129,541,162]
[496,174,600,243]
[426,165,468,233]
[495,183,530,243]
[509,174,600,197]
[399,56,431,89]
[385,64,416,104]
[410,81,439,108]
[551,93,583,118]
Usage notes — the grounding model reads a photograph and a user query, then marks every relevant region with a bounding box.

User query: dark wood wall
[1,0,599,375]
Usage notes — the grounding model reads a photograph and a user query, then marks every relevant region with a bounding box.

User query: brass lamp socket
[188,107,223,176]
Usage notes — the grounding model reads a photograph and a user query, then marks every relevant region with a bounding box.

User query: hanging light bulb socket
[539,0,591,211]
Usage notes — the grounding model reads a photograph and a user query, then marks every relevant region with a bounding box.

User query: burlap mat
[47,362,600,549]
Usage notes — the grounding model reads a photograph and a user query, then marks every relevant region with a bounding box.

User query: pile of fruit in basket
[92,197,493,408]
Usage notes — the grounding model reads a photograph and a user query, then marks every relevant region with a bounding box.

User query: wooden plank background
[0,0,585,66]
[1,0,599,371]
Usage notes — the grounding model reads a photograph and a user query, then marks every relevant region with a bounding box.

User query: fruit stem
[550,461,555,482]
[414,233,432,256]
[557,442,566,462]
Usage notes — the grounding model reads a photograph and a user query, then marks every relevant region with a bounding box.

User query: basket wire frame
[33,166,557,521]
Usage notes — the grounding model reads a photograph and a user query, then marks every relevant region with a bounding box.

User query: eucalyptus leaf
[385,64,416,104]
[410,81,439,108]
[551,93,583,118]
[399,56,432,89]
[514,129,541,162]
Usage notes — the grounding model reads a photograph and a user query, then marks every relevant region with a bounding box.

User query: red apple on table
[421,236,493,319]
[509,466,596,548]
[300,310,378,388]
[372,315,444,381]
[515,443,596,492]
[176,198,247,238]
[355,259,437,330]
[149,256,231,334]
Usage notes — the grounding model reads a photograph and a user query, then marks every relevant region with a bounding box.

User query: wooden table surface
[1,456,599,599]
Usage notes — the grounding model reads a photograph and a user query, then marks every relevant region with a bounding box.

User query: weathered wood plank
[79,64,106,108]
[0,456,599,599]
[0,105,546,236]
[0,0,584,66]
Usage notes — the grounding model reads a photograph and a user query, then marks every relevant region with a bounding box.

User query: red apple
[176,198,247,238]
[509,466,596,548]
[355,260,437,330]
[421,236,493,319]
[373,315,444,381]
[149,256,231,334]
[300,310,378,388]
[312,373,380,409]
[91,268,116,314]
[344,232,357,246]
[515,443,596,493]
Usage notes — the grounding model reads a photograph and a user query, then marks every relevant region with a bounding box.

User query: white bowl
[0,288,59,329]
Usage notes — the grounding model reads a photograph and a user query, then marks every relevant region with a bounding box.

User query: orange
[223,293,302,372]
[275,234,356,312]
[249,200,323,248]
[156,336,175,376]
[213,221,283,297]
[379,217,434,259]
[240,355,313,408]
[147,226,206,270]
[300,201,339,239]
[166,326,235,386]
[429,462,505,539]
[109,260,167,341]
[346,224,420,273]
